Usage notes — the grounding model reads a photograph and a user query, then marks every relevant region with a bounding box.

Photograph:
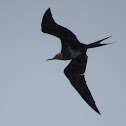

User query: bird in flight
[41,8,113,115]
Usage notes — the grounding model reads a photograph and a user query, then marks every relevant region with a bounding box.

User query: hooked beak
[46,57,55,61]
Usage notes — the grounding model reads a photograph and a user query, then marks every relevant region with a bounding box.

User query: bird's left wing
[64,54,100,114]
[41,8,79,44]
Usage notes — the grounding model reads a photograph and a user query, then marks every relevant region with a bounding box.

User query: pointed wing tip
[91,104,101,115]
[43,8,52,18]
[98,112,101,115]
[41,8,53,33]
[45,8,52,16]
[86,98,101,115]
[95,108,101,115]
[46,8,51,12]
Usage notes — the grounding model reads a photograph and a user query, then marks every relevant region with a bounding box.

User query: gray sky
[0,0,126,126]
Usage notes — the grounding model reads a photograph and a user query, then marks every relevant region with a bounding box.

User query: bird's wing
[64,54,100,114]
[41,8,79,45]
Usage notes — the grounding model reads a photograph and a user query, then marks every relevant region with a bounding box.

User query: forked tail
[87,36,115,49]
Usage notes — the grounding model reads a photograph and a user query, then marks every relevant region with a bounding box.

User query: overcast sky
[0,0,126,126]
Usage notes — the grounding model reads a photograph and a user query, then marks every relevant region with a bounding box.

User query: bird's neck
[56,53,71,60]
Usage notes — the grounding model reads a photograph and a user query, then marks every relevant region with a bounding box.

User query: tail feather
[87,36,114,49]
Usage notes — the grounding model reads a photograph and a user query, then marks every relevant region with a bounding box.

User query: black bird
[41,8,113,114]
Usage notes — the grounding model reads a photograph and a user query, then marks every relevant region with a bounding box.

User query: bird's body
[41,8,113,115]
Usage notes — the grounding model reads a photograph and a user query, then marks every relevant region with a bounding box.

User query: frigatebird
[41,8,113,114]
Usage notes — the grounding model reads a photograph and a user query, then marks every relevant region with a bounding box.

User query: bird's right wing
[64,54,100,114]
[41,8,79,44]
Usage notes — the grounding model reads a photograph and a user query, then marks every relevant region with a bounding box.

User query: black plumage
[41,8,113,114]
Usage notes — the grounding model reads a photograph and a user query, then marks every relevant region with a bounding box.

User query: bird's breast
[69,49,82,59]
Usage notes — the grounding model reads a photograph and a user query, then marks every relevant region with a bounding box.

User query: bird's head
[47,53,62,61]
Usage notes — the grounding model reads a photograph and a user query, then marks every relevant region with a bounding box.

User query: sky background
[0,0,126,126]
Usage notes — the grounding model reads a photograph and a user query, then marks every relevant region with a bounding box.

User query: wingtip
[92,104,101,115]
[96,108,101,115]
[45,8,51,14]
[41,7,54,33]
[87,100,101,115]
[43,8,52,18]
[47,8,51,11]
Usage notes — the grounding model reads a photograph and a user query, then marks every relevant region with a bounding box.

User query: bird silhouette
[41,8,113,114]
